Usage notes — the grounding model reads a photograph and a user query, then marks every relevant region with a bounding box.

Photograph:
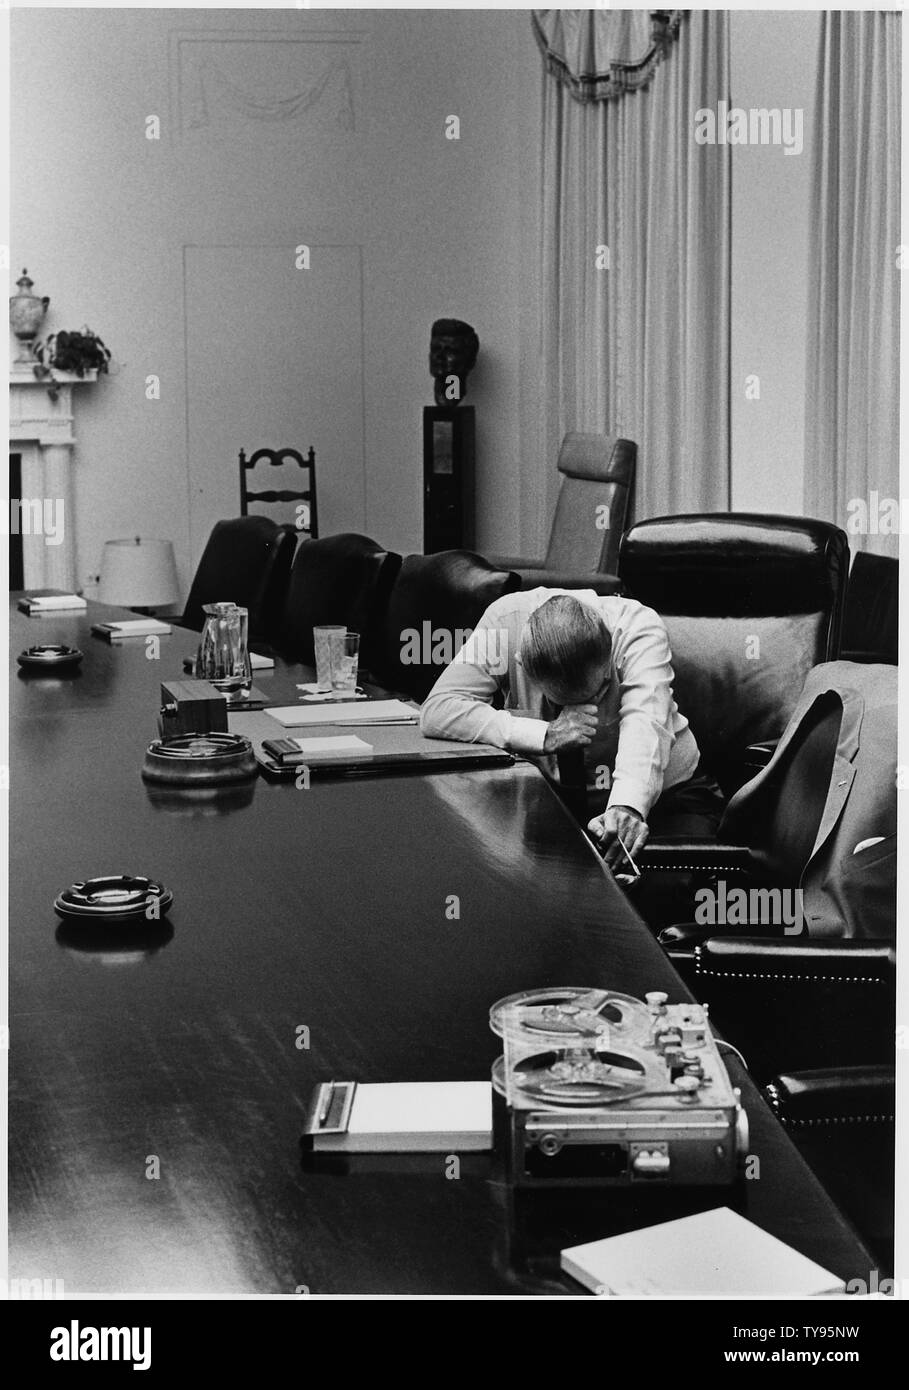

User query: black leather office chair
[646,671,896,1265]
[638,681,896,1079]
[618,514,850,797]
[370,550,521,701]
[490,432,634,594]
[275,533,402,667]
[764,1066,895,1276]
[178,516,298,646]
[841,551,898,664]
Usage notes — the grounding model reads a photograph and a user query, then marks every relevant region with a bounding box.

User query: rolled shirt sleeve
[606,607,679,820]
[419,604,549,754]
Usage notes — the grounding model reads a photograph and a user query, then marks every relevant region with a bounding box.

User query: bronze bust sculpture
[429,318,479,406]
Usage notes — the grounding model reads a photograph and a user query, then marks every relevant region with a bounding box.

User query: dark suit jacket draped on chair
[720,661,897,940]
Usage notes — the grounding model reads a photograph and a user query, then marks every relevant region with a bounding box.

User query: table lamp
[98,537,180,614]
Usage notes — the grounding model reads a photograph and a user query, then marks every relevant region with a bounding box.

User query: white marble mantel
[9,368,97,589]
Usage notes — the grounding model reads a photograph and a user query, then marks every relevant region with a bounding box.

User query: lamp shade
[98,538,180,607]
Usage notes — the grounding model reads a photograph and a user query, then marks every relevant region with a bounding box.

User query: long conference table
[8,597,876,1296]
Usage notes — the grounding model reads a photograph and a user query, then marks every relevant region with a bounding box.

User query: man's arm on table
[420,605,549,754]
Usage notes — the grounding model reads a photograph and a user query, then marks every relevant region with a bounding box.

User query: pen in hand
[615,834,641,879]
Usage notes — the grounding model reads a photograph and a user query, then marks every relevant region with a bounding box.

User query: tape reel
[491,1049,650,1106]
[489,986,651,1045]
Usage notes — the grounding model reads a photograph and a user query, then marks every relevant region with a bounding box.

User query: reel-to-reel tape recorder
[489,987,748,1187]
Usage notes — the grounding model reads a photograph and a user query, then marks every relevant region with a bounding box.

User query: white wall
[729,9,821,515]
[10,8,543,601]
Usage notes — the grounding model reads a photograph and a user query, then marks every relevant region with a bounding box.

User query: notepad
[267,699,418,727]
[19,593,87,613]
[291,735,373,759]
[92,618,172,640]
[310,1082,492,1152]
[561,1208,845,1297]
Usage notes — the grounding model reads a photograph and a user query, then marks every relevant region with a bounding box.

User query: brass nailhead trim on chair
[693,948,889,986]
[763,1085,893,1127]
[777,1114,894,1128]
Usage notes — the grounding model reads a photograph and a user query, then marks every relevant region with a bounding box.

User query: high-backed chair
[764,1066,895,1276]
[841,551,898,664]
[240,445,318,539]
[490,432,635,593]
[178,516,298,646]
[618,514,850,796]
[275,533,402,667]
[370,551,521,701]
[638,668,897,1080]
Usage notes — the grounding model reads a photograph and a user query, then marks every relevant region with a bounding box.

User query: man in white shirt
[420,589,722,878]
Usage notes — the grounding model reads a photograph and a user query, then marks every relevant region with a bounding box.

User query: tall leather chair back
[841,551,899,664]
[618,514,850,794]
[276,533,401,666]
[181,516,297,645]
[544,433,636,575]
[372,551,521,701]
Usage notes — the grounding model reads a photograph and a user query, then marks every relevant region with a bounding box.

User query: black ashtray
[54,874,173,924]
[18,644,83,669]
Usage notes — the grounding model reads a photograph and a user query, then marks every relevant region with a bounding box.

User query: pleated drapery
[804,11,901,558]
[532,10,682,103]
[538,9,732,530]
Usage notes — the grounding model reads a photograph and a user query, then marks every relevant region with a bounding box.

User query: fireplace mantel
[10,368,98,589]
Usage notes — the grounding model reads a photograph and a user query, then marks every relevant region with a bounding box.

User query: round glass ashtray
[141,732,258,785]
[18,644,83,669]
[54,875,173,924]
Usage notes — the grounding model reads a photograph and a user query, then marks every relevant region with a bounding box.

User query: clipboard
[229,710,514,779]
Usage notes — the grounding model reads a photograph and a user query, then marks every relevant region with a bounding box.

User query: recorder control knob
[632,1149,670,1176]
[645,992,668,1012]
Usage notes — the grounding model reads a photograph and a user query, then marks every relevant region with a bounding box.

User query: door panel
[185,243,365,566]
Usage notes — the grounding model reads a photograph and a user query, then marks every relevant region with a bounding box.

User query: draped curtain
[537,9,731,530]
[804,11,901,558]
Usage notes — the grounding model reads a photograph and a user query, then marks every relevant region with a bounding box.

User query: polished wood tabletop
[8,599,875,1294]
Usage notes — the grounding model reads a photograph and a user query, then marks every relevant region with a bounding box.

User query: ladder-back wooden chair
[239,446,318,539]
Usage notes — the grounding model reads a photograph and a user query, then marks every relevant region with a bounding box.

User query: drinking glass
[313,625,346,693]
[330,632,360,693]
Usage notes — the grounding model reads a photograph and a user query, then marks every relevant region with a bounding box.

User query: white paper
[351,1082,491,1133]
[268,699,417,727]
[561,1207,845,1297]
[296,683,366,700]
[107,618,172,635]
[291,735,373,756]
[250,652,274,670]
[27,594,86,610]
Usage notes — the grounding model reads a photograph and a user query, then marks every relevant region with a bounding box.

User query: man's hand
[587,804,649,878]
[543,703,598,753]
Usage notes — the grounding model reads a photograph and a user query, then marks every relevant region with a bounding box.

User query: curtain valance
[532,9,683,103]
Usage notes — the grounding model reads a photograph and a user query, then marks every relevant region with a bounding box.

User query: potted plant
[33,328,112,401]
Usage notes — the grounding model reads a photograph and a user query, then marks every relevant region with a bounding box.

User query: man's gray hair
[520,595,611,691]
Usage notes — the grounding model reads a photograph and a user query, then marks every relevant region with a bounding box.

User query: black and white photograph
[2,0,904,1340]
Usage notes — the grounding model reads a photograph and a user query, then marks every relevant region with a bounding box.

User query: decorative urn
[9,269,50,363]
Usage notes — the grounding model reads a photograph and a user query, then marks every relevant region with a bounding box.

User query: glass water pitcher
[196,602,252,695]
